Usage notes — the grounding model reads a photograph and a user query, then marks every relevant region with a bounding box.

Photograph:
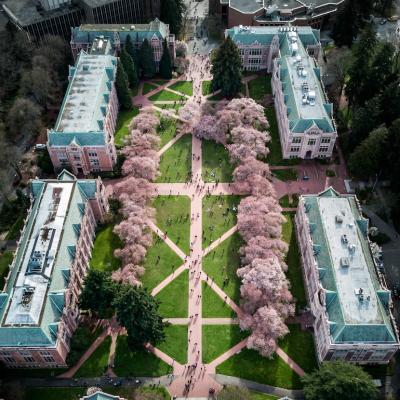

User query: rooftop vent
[340,257,350,268]
[335,214,343,223]
[341,234,349,244]
[130,25,135,30]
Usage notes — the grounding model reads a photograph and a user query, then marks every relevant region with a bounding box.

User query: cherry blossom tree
[193,114,226,144]
[179,101,201,123]
[112,264,145,286]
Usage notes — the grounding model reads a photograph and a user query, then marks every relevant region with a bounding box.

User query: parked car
[388,15,399,21]
[380,18,387,25]
[34,143,47,150]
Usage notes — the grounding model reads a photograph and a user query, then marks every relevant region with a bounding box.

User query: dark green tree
[79,270,117,318]
[115,60,132,110]
[161,0,186,35]
[124,34,137,64]
[120,47,138,88]
[386,119,400,190]
[113,284,165,349]
[140,39,156,79]
[211,36,242,98]
[331,1,359,47]
[302,361,379,400]
[159,39,173,79]
[348,126,388,180]
[379,78,400,125]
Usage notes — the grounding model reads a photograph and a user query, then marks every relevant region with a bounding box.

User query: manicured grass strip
[143,82,159,95]
[149,90,185,102]
[157,324,188,364]
[202,325,248,363]
[273,169,298,181]
[202,282,235,318]
[202,141,234,183]
[156,270,188,317]
[168,81,193,96]
[248,75,272,100]
[114,336,172,377]
[153,196,191,254]
[279,324,317,373]
[216,348,303,389]
[24,388,87,400]
[157,134,192,183]
[142,234,183,291]
[265,107,299,166]
[282,213,307,311]
[90,224,122,273]
[279,194,299,208]
[75,336,111,377]
[157,116,178,148]
[202,80,213,95]
[202,195,241,247]
[250,391,279,399]
[114,107,140,147]
[0,251,13,290]
[202,232,243,302]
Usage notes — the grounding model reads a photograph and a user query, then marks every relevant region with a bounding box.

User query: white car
[34,144,47,150]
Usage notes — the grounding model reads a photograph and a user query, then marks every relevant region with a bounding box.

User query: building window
[249,58,261,64]
[239,49,245,55]
[290,147,300,152]
[249,48,261,56]
[321,137,331,144]
[319,146,329,153]
[73,156,80,161]
[308,139,316,145]
[292,137,301,144]
[23,356,35,363]
[88,152,97,157]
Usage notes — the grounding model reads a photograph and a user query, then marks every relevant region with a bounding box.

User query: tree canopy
[115,60,132,110]
[160,0,186,35]
[302,361,379,400]
[159,39,173,79]
[211,36,242,98]
[120,47,138,88]
[140,39,156,79]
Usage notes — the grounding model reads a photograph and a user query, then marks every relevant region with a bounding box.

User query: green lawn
[157,103,184,113]
[0,251,13,290]
[202,325,248,363]
[157,117,178,147]
[273,169,298,181]
[156,270,188,317]
[114,107,140,147]
[89,224,122,273]
[168,81,193,96]
[202,232,243,302]
[157,324,188,364]
[202,282,235,318]
[216,348,303,389]
[149,90,185,102]
[265,107,299,166]
[279,194,299,208]
[282,213,307,311]
[75,336,111,377]
[202,80,213,95]
[202,195,241,247]
[251,391,279,400]
[153,196,191,254]
[114,336,172,377]
[248,75,272,100]
[279,324,317,373]
[209,92,225,101]
[141,234,183,291]
[202,141,234,183]
[157,134,192,183]
[143,82,158,95]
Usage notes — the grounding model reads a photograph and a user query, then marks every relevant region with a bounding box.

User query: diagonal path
[203,225,238,257]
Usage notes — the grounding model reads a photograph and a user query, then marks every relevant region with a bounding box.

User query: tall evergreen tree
[140,39,156,78]
[115,60,132,110]
[161,0,186,35]
[211,36,242,98]
[113,284,166,349]
[159,39,172,79]
[124,34,136,61]
[120,47,138,88]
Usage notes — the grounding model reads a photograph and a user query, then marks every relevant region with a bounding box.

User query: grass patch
[157,134,192,183]
[216,348,303,389]
[202,80,213,95]
[114,336,172,377]
[251,391,279,399]
[156,270,188,317]
[202,141,234,183]
[90,224,122,273]
[75,336,111,377]
[168,81,193,96]
[143,82,159,95]
[202,281,236,318]
[265,107,299,166]
[108,386,170,400]
[283,213,307,311]
[202,232,243,302]
[157,103,184,113]
[202,325,248,363]
[202,195,241,247]
[279,194,299,208]
[153,196,191,254]
[149,90,185,102]
[0,251,13,290]
[114,107,140,147]
[142,235,183,290]
[273,169,298,181]
[278,324,317,373]
[248,75,272,100]
[157,324,188,364]
[157,116,178,148]
[326,169,336,177]
[208,92,225,101]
